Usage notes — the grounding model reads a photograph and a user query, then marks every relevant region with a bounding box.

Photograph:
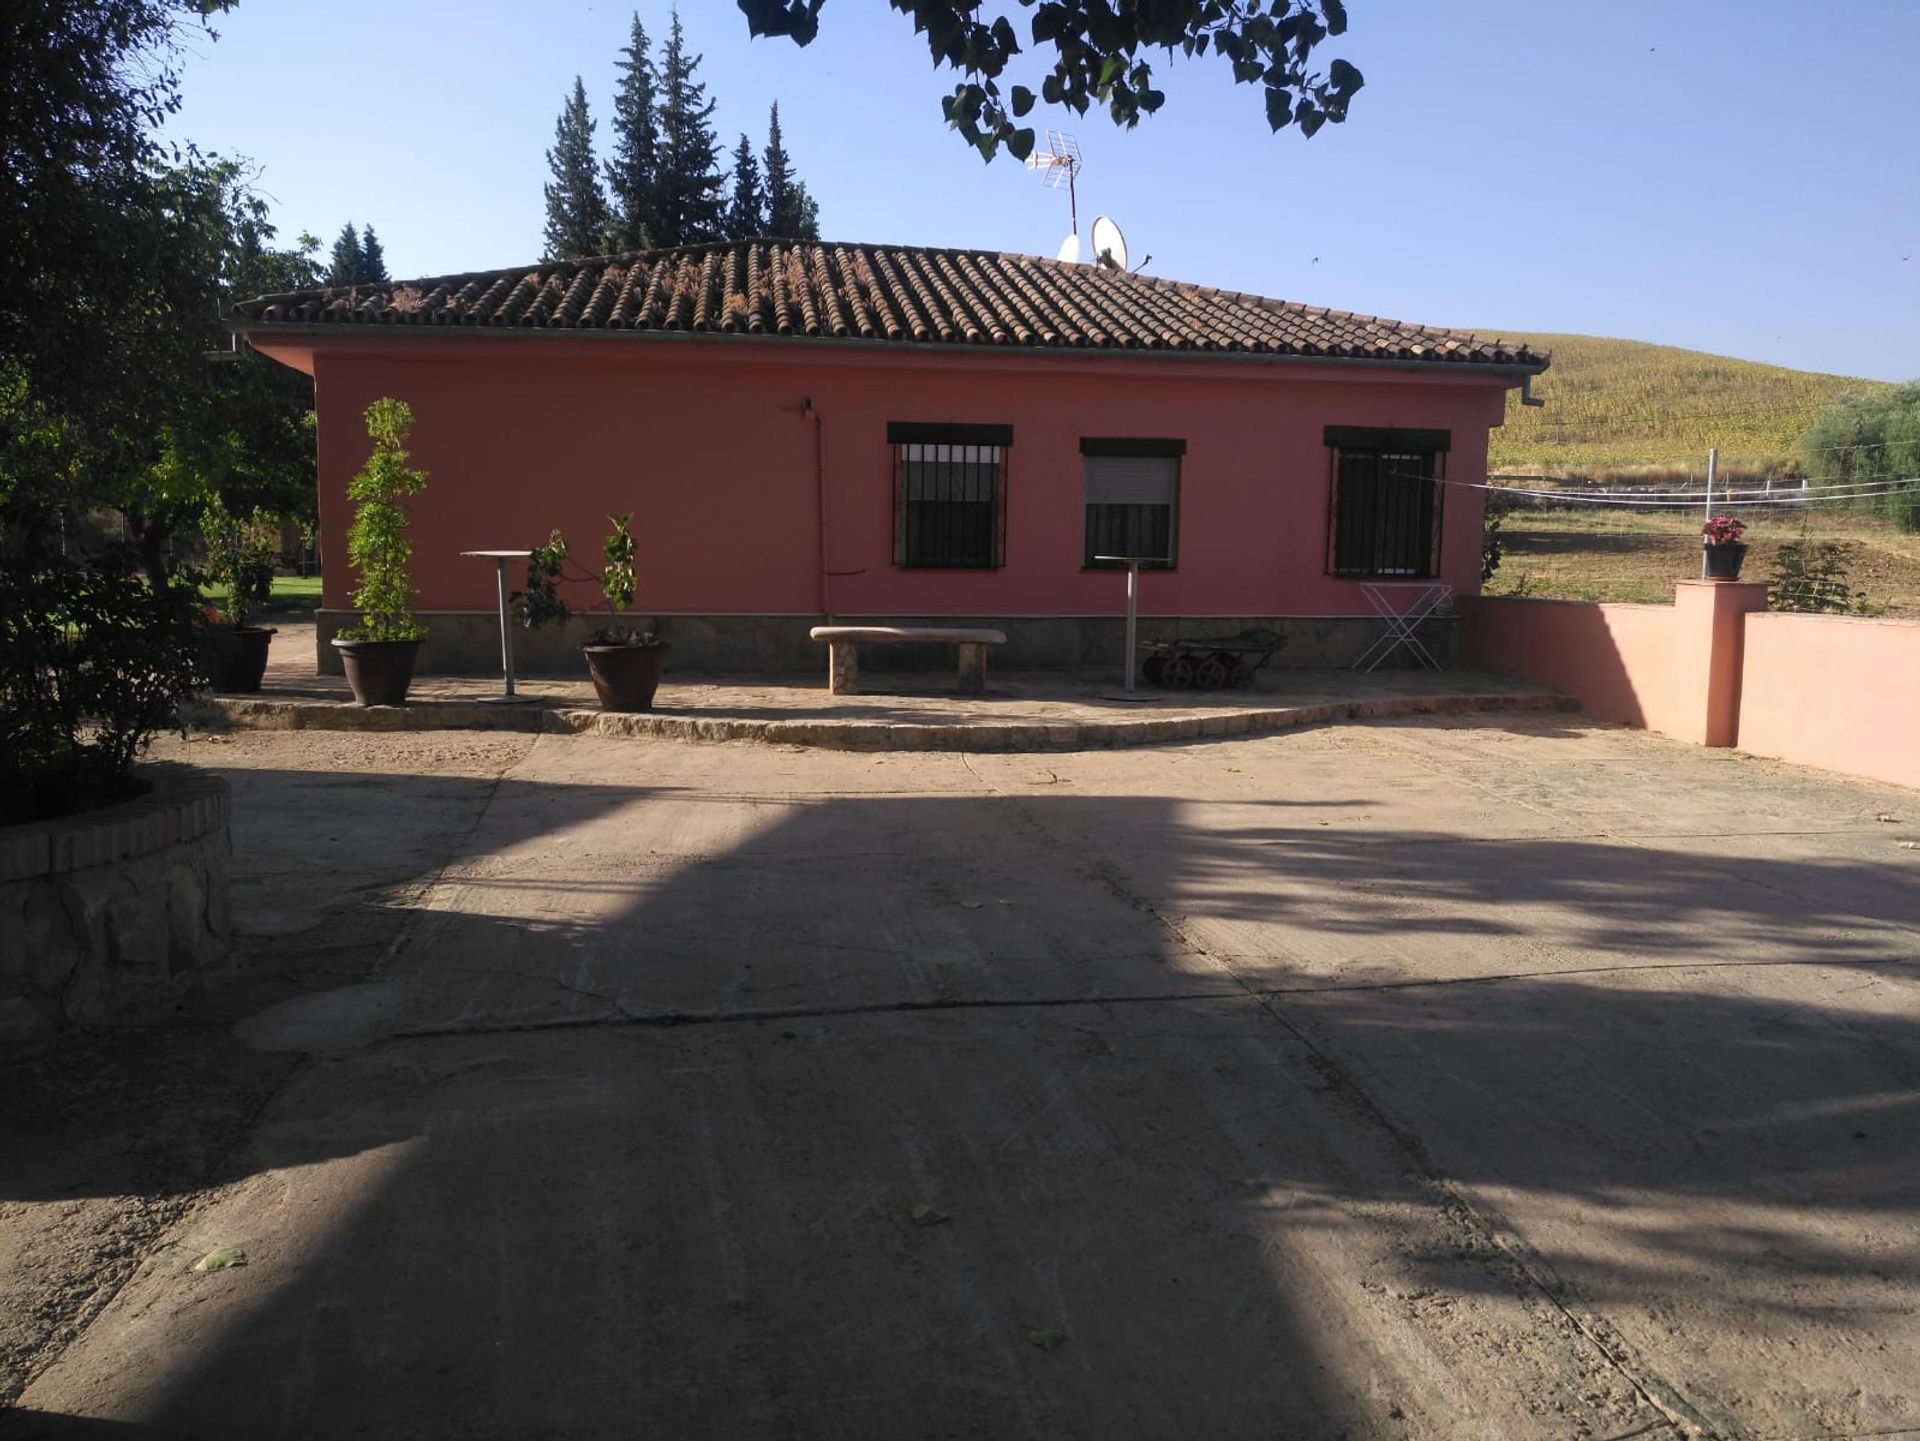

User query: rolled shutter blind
[1084,455,1177,505]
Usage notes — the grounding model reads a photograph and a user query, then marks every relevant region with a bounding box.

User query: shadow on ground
[9,736,1918,1436]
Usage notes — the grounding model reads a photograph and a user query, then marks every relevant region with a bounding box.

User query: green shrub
[1769,540,1872,615]
[1800,382,1920,532]
[0,544,207,824]
[336,398,427,642]
[200,496,280,625]
[514,512,656,646]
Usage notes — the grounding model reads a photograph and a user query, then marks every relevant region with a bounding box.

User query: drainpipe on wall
[807,397,831,618]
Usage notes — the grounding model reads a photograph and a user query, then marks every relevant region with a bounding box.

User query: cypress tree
[543,77,609,261]
[724,133,765,240]
[328,222,360,286]
[357,224,389,283]
[762,102,820,240]
[761,104,794,238]
[652,7,725,246]
[605,13,659,251]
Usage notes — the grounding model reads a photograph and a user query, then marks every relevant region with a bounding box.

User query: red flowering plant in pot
[1702,514,1749,580]
[514,513,668,712]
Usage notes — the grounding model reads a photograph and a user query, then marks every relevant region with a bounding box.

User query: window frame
[1080,436,1186,571]
[889,421,1012,570]
[1323,426,1450,580]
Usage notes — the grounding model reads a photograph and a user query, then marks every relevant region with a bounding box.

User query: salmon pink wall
[1468,588,1919,792]
[1463,596,1679,730]
[295,335,1512,619]
[1738,613,1920,791]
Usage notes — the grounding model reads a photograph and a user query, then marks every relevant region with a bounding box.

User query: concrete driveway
[10,714,1920,1439]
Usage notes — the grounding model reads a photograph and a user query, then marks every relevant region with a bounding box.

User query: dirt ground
[4,718,1918,1439]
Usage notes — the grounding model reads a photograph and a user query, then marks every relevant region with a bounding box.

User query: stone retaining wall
[1,764,232,1056]
[314,610,1460,677]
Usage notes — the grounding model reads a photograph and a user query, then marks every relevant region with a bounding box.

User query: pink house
[233,239,1549,673]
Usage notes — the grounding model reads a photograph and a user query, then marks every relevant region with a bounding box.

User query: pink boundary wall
[1464,587,1920,792]
[1738,612,1920,791]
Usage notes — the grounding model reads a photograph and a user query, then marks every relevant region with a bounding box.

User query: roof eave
[230,319,1550,377]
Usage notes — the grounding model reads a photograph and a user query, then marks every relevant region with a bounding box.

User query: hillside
[1482,333,1885,480]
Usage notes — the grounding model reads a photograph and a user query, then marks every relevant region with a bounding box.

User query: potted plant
[516,513,669,712]
[332,398,429,705]
[199,497,280,692]
[1702,514,1749,580]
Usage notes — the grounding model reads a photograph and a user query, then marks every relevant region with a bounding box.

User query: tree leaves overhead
[736,0,1363,161]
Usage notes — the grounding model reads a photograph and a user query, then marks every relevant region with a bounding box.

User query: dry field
[1483,503,1920,616]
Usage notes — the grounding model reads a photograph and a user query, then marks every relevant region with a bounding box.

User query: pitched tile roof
[231,238,1548,370]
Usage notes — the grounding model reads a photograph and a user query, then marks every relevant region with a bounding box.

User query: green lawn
[200,573,321,615]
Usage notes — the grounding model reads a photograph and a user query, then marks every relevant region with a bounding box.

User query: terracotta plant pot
[211,625,276,693]
[583,642,669,712]
[1702,541,1748,580]
[333,637,423,706]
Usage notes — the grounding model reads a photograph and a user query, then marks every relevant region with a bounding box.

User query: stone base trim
[314,610,1460,677]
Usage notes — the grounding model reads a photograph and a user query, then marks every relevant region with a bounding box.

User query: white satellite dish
[1090,215,1128,271]
[1056,232,1081,264]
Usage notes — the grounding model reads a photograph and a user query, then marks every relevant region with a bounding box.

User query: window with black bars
[889,422,1010,569]
[1324,426,1449,578]
[1081,437,1184,568]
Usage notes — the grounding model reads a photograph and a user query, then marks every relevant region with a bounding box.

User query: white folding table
[1352,581,1453,671]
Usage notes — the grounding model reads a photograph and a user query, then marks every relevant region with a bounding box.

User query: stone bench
[808,626,1008,696]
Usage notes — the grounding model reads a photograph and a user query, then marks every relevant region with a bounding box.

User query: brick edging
[0,764,232,884]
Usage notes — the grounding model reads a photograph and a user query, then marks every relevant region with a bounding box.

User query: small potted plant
[516,513,668,712]
[199,497,280,692]
[332,397,429,705]
[1702,514,1749,580]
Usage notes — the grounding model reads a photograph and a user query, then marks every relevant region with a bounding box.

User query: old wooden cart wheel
[1165,653,1196,689]
[1141,652,1167,686]
[1195,653,1230,690]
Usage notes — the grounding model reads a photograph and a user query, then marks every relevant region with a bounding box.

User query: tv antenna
[1025,130,1083,262]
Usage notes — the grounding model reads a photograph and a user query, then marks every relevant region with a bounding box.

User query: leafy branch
[737,0,1362,161]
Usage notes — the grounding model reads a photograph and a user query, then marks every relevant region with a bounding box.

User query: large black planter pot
[332,637,423,707]
[211,625,276,693]
[1703,541,1749,580]
[583,643,669,712]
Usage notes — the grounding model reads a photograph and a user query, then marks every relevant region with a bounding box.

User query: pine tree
[762,102,820,240]
[652,7,725,246]
[605,13,659,252]
[543,77,609,261]
[724,134,765,240]
[328,222,360,286]
[786,179,821,242]
[357,225,389,283]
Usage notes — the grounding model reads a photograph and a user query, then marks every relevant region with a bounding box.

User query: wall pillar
[1669,580,1770,746]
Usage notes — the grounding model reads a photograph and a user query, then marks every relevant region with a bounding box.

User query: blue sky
[171,0,1917,381]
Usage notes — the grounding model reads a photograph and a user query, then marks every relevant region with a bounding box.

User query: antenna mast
[1025,131,1083,260]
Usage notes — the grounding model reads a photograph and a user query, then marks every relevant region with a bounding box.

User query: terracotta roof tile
[232,238,1549,370]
